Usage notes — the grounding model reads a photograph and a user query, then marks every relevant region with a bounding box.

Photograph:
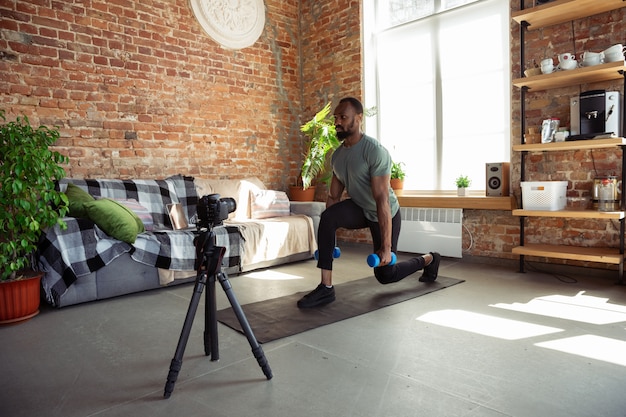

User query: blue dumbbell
[314,246,341,260]
[367,252,397,267]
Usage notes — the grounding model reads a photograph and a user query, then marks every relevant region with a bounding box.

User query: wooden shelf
[512,61,625,92]
[512,0,626,30]
[513,137,626,152]
[513,209,625,220]
[395,191,515,210]
[512,244,624,265]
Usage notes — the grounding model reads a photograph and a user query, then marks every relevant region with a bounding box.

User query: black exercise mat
[217,275,464,343]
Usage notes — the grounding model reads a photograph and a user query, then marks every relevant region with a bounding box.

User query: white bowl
[582,59,601,67]
[604,54,624,63]
[559,60,578,70]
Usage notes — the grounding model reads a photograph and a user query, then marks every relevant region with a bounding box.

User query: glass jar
[598,179,616,212]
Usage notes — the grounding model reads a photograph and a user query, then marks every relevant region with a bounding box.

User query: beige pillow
[194,177,266,220]
[194,178,214,198]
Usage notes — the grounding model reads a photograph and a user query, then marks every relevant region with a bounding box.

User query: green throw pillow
[65,183,95,218]
[82,198,144,244]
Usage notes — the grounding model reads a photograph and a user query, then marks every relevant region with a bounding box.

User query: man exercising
[297,97,441,308]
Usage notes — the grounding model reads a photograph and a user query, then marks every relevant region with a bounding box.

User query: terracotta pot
[390,178,404,190]
[0,272,42,325]
[289,186,316,202]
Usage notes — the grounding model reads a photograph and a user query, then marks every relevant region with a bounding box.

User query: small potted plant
[290,102,340,201]
[0,111,69,324]
[455,175,471,196]
[390,161,406,190]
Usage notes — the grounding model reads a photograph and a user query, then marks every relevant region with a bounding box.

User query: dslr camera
[197,193,236,228]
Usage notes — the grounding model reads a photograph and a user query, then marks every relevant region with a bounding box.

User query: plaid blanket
[131,226,242,272]
[39,218,243,307]
[38,217,132,305]
[38,176,243,307]
[59,175,198,229]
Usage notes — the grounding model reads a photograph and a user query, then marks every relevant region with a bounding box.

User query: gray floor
[3,244,626,417]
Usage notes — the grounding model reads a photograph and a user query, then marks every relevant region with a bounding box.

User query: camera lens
[220,197,236,215]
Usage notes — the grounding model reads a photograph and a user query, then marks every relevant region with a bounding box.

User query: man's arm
[371,174,393,265]
[326,174,345,208]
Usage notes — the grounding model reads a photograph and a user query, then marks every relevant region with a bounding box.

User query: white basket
[521,181,567,210]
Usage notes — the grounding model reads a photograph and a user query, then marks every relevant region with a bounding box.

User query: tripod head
[194,227,225,277]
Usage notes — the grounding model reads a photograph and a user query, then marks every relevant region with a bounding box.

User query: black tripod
[163,226,273,398]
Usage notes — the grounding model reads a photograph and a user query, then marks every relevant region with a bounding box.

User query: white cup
[541,64,554,74]
[604,44,625,55]
[558,52,575,63]
[558,59,578,70]
[540,58,554,67]
[580,51,604,64]
[604,51,624,63]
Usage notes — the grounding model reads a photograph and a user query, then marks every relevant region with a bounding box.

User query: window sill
[395,190,516,210]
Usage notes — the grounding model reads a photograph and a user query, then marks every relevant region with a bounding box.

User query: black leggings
[316,199,427,284]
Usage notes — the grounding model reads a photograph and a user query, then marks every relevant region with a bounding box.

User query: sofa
[38,175,324,308]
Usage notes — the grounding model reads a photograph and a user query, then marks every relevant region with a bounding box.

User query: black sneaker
[419,252,441,282]
[297,284,336,308]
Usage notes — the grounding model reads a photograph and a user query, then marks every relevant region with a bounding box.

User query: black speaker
[486,162,510,196]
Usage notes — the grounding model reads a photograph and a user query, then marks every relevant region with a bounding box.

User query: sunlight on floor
[416,310,563,340]
[536,335,626,367]
[245,270,304,281]
[417,292,626,367]
[490,291,626,325]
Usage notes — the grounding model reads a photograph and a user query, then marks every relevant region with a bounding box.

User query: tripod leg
[216,271,273,380]
[205,273,219,360]
[163,270,207,398]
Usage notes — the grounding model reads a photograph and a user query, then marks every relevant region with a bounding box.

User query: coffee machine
[569,90,621,139]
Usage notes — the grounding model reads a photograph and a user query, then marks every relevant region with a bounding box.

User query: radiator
[397,207,463,258]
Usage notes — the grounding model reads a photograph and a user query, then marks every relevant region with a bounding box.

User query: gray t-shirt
[331,134,399,222]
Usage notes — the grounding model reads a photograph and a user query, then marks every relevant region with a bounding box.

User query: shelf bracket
[519,216,526,273]
[519,21,529,80]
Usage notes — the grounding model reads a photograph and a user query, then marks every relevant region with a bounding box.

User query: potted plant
[455,175,471,196]
[0,111,69,324]
[390,161,406,190]
[290,102,340,201]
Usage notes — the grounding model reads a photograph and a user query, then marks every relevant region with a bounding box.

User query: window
[364,0,510,190]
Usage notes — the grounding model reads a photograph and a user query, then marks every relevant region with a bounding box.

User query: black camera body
[197,194,236,228]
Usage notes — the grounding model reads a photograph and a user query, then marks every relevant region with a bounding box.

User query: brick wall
[300,0,362,114]
[0,0,362,189]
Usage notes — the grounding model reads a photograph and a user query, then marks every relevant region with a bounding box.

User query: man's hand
[376,247,393,266]
[371,174,393,264]
[327,174,345,208]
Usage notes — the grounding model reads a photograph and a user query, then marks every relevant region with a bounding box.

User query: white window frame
[363,0,511,191]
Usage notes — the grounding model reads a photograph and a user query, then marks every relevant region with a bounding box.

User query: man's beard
[337,130,349,139]
[336,120,355,140]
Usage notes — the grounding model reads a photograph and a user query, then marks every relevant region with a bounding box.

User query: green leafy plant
[299,102,341,190]
[455,175,471,188]
[0,111,69,281]
[391,161,406,180]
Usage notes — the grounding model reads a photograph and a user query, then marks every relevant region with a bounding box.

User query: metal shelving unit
[512,0,626,283]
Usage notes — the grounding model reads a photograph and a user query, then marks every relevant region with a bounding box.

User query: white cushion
[250,190,290,219]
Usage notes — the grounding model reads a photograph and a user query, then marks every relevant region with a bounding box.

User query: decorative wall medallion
[189,0,266,50]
